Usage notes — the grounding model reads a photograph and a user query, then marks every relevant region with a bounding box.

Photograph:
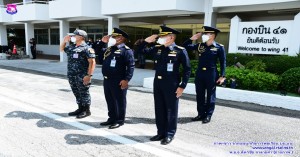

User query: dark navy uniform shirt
[100,42,135,81]
[183,39,226,76]
[64,43,96,76]
[140,42,191,88]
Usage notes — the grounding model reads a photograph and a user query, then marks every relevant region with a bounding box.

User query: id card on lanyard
[167,60,173,72]
[110,57,116,67]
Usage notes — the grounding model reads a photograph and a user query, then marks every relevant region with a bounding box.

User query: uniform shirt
[64,42,96,76]
[99,42,135,81]
[140,42,191,89]
[183,39,226,77]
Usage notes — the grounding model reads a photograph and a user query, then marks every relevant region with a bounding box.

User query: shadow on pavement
[125,116,195,124]
[5,111,79,130]
[64,134,152,145]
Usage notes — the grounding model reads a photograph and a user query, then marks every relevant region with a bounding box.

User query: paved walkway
[0,58,155,87]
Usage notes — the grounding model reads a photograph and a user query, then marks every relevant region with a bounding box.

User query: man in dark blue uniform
[94,38,104,65]
[140,26,191,145]
[98,28,135,129]
[183,26,226,124]
[60,29,96,119]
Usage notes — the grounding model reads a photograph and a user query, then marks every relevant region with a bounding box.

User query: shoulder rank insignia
[125,45,130,49]
[175,45,185,50]
[219,44,224,47]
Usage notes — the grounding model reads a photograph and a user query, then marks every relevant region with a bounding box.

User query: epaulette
[125,45,131,50]
[155,45,162,47]
[175,45,185,50]
[218,43,224,47]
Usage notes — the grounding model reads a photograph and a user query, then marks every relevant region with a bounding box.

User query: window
[34,29,49,44]
[50,29,59,45]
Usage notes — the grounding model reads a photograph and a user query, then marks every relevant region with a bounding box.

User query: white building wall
[213,0,300,7]
[36,45,59,56]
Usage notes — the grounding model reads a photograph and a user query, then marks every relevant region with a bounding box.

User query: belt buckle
[202,67,206,70]
[157,76,162,79]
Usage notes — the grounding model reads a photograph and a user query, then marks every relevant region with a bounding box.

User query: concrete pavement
[0,68,299,157]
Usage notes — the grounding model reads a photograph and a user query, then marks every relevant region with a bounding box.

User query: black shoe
[68,106,83,116]
[76,107,91,119]
[191,115,205,121]
[202,116,211,124]
[150,135,164,141]
[161,137,174,145]
[108,123,123,129]
[100,121,114,126]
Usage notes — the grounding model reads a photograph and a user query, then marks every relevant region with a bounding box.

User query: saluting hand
[119,80,129,89]
[145,34,158,43]
[101,35,110,43]
[190,32,202,41]
[63,35,71,43]
[175,87,184,98]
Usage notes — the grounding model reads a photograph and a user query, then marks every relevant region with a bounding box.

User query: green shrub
[281,67,300,93]
[226,67,280,91]
[245,60,266,72]
[227,53,300,75]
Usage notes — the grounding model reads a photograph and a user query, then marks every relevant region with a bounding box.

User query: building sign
[6,4,18,15]
[235,21,292,55]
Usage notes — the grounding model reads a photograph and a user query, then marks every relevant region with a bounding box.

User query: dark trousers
[68,74,91,107]
[153,77,179,138]
[195,69,217,117]
[31,46,36,59]
[103,78,127,124]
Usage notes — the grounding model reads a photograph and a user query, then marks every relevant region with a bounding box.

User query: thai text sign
[236,21,292,55]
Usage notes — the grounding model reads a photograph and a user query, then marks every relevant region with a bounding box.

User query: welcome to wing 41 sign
[235,21,292,55]
[228,14,300,56]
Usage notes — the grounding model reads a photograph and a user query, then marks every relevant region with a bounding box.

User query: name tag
[110,58,116,67]
[73,53,78,58]
[167,63,173,72]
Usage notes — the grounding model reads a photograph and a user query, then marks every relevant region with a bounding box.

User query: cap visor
[67,33,75,36]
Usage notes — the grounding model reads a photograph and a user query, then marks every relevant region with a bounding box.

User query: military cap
[158,26,180,36]
[68,29,88,38]
[111,27,129,39]
[202,26,221,34]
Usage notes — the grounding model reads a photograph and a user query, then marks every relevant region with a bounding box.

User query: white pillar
[108,16,119,34]
[25,22,34,56]
[23,0,31,4]
[0,25,8,48]
[289,12,300,56]
[204,0,217,27]
[59,20,69,62]
[228,16,241,53]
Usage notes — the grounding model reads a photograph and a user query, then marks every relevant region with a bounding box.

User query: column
[0,25,8,48]
[204,0,217,27]
[59,20,69,62]
[25,22,34,56]
[289,12,300,56]
[228,16,241,54]
[108,16,119,34]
